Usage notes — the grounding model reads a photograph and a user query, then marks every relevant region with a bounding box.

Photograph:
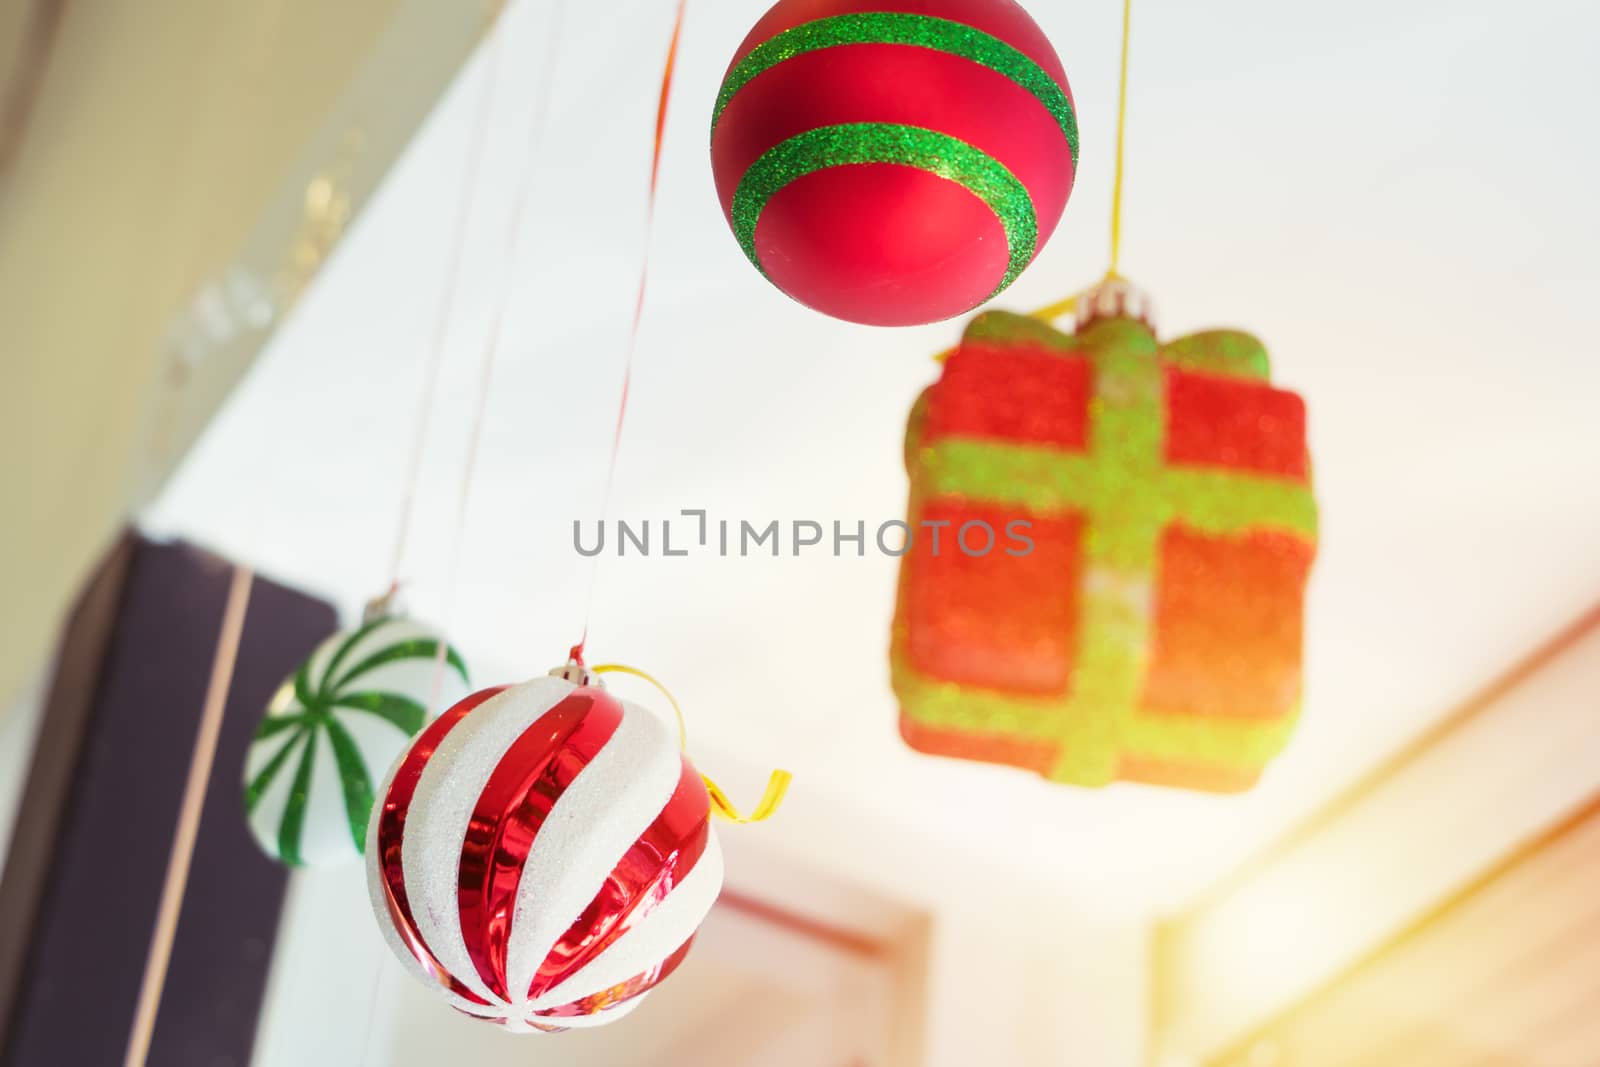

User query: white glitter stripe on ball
[503,698,684,1005]
[399,679,578,1006]
[244,728,302,857]
[300,630,342,689]
[302,717,348,860]
[365,786,464,1008]
[528,832,724,1014]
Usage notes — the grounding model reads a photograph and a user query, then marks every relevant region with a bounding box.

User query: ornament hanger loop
[585,662,793,825]
[362,580,404,623]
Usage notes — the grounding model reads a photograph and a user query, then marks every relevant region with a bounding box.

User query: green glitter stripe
[331,692,427,736]
[1161,330,1272,380]
[278,727,318,867]
[316,617,393,701]
[889,655,1296,767]
[1160,468,1318,538]
[334,639,469,693]
[920,441,1317,541]
[1051,321,1166,782]
[711,13,1079,165]
[254,711,309,741]
[964,309,1081,349]
[920,445,1100,513]
[292,657,319,714]
[732,123,1037,296]
[322,714,377,852]
[243,726,308,814]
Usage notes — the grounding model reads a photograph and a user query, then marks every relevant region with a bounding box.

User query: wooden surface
[1158,606,1600,1061]
[1211,797,1600,1067]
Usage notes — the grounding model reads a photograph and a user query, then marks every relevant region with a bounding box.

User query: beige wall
[0,0,485,710]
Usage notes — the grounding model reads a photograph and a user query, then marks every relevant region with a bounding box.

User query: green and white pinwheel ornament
[244,616,469,868]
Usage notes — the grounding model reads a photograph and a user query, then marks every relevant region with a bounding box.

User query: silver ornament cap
[548,659,600,687]
[1076,275,1157,333]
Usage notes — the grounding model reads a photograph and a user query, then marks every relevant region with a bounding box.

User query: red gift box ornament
[891,278,1318,792]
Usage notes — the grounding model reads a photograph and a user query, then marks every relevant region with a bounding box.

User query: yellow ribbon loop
[703,770,793,825]
[590,663,791,824]
[590,662,686,748]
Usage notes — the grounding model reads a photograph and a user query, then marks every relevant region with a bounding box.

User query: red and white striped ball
[366,676,722,1032]
[711,0,1080,327]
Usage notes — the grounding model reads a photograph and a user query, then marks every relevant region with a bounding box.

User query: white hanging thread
[428,0,568,712]
[355,2,562,1061]
[576,0,690,650]
[380,18,509,601]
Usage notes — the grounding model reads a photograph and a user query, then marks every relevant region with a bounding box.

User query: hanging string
[429,0,567,712]
[379,20,509,603]
[573,0,689,659]
[354,952,393,1067]
[935,0,1134,361]
[353,21,515,1067]
[1031,0,1133,316]
[589,661,792,824]
[1107,0,1131,279]
[556,7,789,825]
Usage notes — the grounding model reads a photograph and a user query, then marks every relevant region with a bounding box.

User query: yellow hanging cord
[1037,0,1132,310]
[589,663,792,824]
[1107,0,1131,279]
[934,0,1133,362]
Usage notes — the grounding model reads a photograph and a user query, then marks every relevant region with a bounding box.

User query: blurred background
[3,0,1599,1064]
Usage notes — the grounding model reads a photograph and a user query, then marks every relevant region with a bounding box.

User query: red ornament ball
[710,0,1079,327]
[367,677,722,1031]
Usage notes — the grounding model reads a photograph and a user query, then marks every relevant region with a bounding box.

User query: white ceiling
[142,0,1600,919]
